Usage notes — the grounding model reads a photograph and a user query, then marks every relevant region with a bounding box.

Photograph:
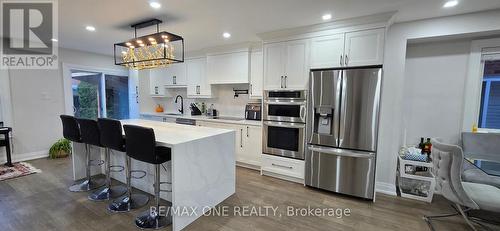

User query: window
[478,57,500,129]
[71,70,130,120]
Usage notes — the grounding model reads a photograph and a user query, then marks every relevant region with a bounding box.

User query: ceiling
[58,0,500,56]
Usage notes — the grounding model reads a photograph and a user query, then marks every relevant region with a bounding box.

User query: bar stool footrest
[90,159,105,166]
[109,165,125,173]
[130,170,147,179]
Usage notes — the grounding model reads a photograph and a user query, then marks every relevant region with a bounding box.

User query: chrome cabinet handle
[284,76,287,88]
[173,76,177,84]
[240,129,243,148]
[345,55,348,66]
[280,76,284,88]
[250,84,253,95]
[246,126,249,137]
[272,163,293,169]
[155,86,158,94]
[340,55,343,66]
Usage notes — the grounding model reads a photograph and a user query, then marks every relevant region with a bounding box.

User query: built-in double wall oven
[263,90,307,160]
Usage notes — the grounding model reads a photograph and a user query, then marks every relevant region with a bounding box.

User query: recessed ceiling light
[149,1,161,9]
[443,0,458,8]
[322,14,332,21]
[51,38,58,42]
[85,25,96,31]
[223,32,231,39]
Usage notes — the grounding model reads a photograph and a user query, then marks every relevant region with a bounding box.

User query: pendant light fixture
[114,19,184,70]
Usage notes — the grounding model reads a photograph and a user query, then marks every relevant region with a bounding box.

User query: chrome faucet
[175,95,184,114]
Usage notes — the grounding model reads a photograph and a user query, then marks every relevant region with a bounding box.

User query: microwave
[263,90,307,123]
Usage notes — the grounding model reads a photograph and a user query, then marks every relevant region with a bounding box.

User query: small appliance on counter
[245,103,261,121]
[190,103,202,116]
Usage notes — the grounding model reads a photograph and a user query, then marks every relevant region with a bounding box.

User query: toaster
[245,103,261,121]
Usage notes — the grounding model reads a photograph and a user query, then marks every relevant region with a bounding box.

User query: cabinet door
[242,125,262,167]
[310,34,345,69]
[250,51,263,98]
[148,69,165,96]
[284,39,309,90]
[187,58,212,98]
[207,51,249,84]
[165,63,187,86]
[264,42,285,90]
[344,28,385,67]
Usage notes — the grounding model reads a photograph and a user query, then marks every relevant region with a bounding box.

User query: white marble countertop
[140,112,262,126]
[121,119,233,147]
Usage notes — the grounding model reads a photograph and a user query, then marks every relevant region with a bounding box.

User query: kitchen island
[72,119,235,231]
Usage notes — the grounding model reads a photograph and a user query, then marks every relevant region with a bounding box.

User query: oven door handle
[300,105,306,121]
[264,121,305,129]
[264,100,306,105]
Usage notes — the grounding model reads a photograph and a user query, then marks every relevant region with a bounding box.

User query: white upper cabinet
[264,39,310,90]
[207,51,250,84]
[186,58,212,98]
[344,28,385,67]
[250,51,263,98]
[264,43,286,90]
[284,39,309,90]
[310,34,345,69]
[147,69,166,96]
[164,63,187,87]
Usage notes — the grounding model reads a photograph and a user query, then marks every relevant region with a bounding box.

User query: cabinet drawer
[261,154,304,180]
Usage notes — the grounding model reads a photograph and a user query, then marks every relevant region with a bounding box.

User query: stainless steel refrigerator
[305,67,382,200]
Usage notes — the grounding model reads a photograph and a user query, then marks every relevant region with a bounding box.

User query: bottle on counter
[423,138,432,159]
[472,124,478,133]
[418,137,424,152]
[201,102,206,115]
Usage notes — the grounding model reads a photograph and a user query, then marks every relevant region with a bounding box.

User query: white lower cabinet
[197,121,261,169]
[261,154,304,183]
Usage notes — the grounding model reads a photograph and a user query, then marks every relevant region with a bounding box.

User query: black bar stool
[88,118,128,201]
[124,125,172,229]
[60,115,104,192]
[108,122,149,212]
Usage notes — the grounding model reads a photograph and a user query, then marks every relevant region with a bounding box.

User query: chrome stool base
[69,178,105,192]
[108,194,150,212]
[88,185,127,201]
[135,209,172,229]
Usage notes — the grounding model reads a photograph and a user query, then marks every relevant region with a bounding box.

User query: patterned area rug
[0,162,41,181]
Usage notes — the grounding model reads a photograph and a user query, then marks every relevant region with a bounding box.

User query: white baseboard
[0,150,49,163]
[376,182,397,196]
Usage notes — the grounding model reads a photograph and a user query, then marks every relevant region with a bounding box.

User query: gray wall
[403,39,471,145]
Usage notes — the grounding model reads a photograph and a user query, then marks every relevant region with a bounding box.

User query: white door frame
[62,63,128,116]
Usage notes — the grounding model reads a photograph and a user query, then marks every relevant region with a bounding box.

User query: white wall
[138,71,258,117]
[377,9,500,195]
[402,40,471,146]
[2,48,124,160]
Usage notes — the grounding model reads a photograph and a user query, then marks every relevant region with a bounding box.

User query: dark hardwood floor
[0,157,477,231]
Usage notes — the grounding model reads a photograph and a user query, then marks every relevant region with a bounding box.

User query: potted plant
[49,138,72,159]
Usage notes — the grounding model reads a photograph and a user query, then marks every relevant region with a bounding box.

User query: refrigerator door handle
[308,146,375,159]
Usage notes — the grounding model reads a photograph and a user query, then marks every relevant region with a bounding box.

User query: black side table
[0,127,13,167]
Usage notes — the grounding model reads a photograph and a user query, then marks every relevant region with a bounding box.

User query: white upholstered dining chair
[424,138,500,231]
